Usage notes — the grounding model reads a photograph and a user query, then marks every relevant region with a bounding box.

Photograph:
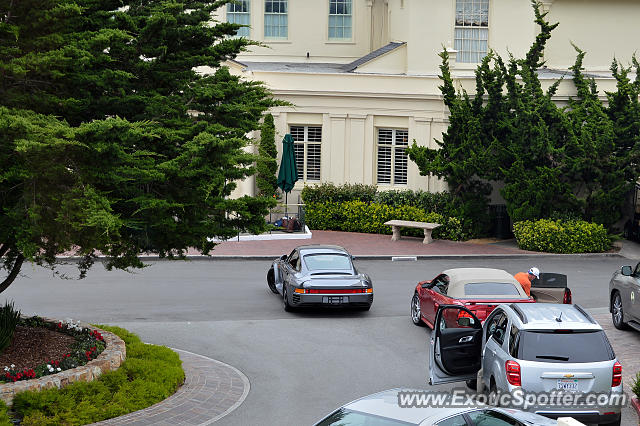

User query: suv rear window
[518,330,614,363]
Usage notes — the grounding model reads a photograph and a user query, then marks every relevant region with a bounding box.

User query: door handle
[459,336,473,343]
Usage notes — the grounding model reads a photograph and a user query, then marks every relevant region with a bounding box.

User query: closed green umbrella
[277,134,299,214]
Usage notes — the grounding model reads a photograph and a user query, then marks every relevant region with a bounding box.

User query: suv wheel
[489,379,500,407]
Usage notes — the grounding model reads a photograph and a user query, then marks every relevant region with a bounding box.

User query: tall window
[329,0,352,40]
[227,0,251,38]
[454,0,489,63]
[290,126,322,181]
[265,0,287,39]
[377,129,408,185]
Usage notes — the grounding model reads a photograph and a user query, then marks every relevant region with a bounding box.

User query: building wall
[545,0,640,71]
[219,0,640,200]
[221,0,640,74]
[214,0,379,62]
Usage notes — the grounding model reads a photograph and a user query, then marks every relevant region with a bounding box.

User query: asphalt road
[2,256,635,425]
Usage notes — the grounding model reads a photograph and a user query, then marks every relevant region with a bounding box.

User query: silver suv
[429,303,622,426]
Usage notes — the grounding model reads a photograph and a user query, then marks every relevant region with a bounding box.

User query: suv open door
[429,305,483,385]
[531,273,571,304]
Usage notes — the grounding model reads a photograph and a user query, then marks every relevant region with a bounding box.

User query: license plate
[322,296,348,304]
[557,379,578,391]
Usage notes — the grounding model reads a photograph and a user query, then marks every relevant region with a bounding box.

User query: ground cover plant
[2,325,184,425]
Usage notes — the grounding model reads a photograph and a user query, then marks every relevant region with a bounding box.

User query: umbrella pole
[285,192,288,218]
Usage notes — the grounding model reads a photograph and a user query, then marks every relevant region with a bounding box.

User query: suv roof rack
[573,304,597,324]
[510,304,528,324]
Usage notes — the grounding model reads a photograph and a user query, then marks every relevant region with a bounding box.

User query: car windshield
[518,330,614,363]
[464,282,521,297]
[316,408,417,426]
[304,254,352,271]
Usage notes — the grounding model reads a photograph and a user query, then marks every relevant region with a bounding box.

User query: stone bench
[384,220,441,244]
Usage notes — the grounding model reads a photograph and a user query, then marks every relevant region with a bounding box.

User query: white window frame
[328,0,353,41]
[290,126,322,182]
[454,0,489,63]
[264,0,288,39]
[376,128,409,186]
[227,0,251,38]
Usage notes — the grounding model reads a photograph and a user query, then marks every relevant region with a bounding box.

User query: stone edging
[0,321,126,405]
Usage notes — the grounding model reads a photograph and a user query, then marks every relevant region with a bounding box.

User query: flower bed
[0,319,125,405]
[1,317,106,384]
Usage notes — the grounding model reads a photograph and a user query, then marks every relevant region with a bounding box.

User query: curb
[171,348,250,425]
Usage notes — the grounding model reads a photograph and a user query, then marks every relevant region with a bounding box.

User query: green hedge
[301,183,378,204]
[305,201,467,241]
[10,325,185,425]
[513,219,612,253]
[300,183,476,237]
[300,183,457,216]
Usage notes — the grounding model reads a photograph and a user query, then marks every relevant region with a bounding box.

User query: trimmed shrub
[513,219,612,253]
[0,301,20,354]
[305,201,467,241]
[256,113,278,197]
[11,325,185,425]
[301,183,377,204]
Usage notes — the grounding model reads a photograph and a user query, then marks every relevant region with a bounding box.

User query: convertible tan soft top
[442,268,528,299]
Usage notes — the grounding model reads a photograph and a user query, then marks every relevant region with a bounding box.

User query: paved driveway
[4,257,639,425]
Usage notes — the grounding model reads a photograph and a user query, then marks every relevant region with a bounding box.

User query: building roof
[342,41,406,72]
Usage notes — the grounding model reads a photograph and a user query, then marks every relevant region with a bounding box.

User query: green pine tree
[0,0,278,291]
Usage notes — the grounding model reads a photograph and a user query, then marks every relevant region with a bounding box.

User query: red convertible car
[411,268,535,328]
[411,267,575,328]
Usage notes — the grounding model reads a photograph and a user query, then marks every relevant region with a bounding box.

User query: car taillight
[612,362,622,387]
[563,288,572,304]
[458,310,473,319]
[505,360,521,387]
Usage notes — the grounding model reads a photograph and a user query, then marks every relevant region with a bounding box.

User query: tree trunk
[0,250,24,294]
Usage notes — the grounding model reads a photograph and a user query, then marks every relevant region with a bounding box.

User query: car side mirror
[351,255,356,260]
[421,283,430,289]
[457,317,472,327]
[280,254,287,260]
[622,265,633,276]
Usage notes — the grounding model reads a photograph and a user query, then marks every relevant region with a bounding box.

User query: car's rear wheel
[283,286,293,312]
[411,293,424,326]
[267,268,278,294]
[612,292,629,330]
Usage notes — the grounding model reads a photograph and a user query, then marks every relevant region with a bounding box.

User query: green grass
[1,325,184,425]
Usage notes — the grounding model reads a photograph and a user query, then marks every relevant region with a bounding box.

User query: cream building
[214,0,640,201]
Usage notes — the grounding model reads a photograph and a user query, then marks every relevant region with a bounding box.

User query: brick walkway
[200,230,539,258]
[92,349,249,426]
